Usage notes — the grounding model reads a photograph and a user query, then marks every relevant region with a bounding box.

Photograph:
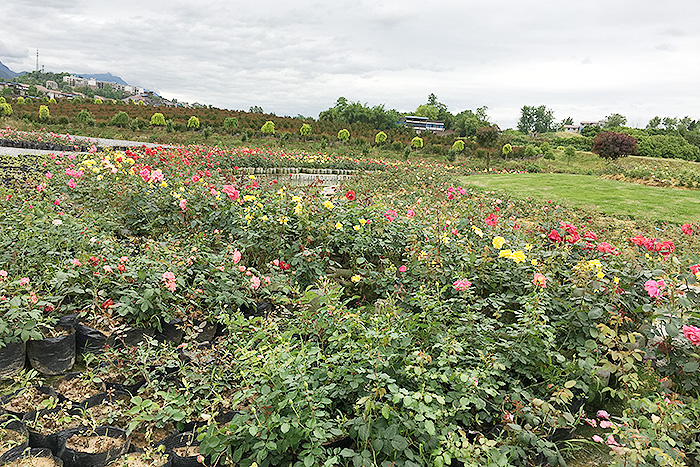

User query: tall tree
[517,105,555,134]
[602,113,627,130]
[476,125,500,170]
[646,116,661,130]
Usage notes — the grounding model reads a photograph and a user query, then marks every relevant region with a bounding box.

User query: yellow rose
[492,236,506,249]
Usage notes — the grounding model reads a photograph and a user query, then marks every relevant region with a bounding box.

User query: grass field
[460,172,700,224]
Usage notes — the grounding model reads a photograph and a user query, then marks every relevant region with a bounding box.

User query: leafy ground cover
[0,132,699,467]
[460,173,700,224]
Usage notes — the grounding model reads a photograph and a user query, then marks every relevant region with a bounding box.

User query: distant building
[563,120,606,133]
[45,80,58,90]
[62,74,144,95]
[403,115,445,133]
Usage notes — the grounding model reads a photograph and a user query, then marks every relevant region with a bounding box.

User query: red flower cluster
[485,213,499,226]
[682,223,693,235]
[345,190,356,201]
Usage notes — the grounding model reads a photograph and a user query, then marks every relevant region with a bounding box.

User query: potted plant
[0,295,42,377]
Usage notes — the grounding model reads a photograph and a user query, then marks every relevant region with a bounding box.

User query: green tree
[411,136,423,149]
[338,128,350,143]
[300,123,312,139]
[224,117,239,133]
[517,105,556,134]
[476,125,500,170]
[413,93,452,128]
[111,111,130,128]
[662,117,678,131]
[375,131,387,145]
[646,116,661,130]
[452,140,465,152]
[501,143,513,158]
[562,116,574,126]
[453,107,489,137]
[0,103,12,117]
[261,120,275,135]
[38,105,50,121]
[319,97,400,130]
[580,125,602,137]
[76,109,95,126]
[564,146,576,164]
[27,85,40,97]
[414,104,439,120]
[188,116,201,130]
[150,112,166,126]
[249,105,264,114]
[592,131,638,160]
[16,97,25,104]
[603,113,627,130]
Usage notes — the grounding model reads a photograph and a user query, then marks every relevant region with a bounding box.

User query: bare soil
[65,431,126,454]
[129,425,175,450]
[106,452,169,467]
[4,456,59,467]
[3,388,53,414]
[25,409,81,435]
[55,376,104,402]
[173,445,200,458]
[0,427,26,455]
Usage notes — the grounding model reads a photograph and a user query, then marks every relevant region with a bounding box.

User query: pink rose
[644,279,665,299]
[453,279,472,291]
[398,265,407,273]
[232,249,242,264]
[683,325,700,346]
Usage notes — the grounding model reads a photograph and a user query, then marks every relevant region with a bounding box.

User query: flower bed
[0,143,699,466]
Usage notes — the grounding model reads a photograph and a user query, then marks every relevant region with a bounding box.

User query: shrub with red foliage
[592,131,638,160]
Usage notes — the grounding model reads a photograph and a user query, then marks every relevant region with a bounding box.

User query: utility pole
[36,49,39,72]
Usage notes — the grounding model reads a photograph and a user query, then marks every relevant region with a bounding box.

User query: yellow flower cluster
[498,249,526,263]
[492,236,506,249]
[574,259,605,279]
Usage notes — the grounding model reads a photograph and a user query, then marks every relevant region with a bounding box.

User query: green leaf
[425,419,436,436]
[564,380,576,389]
[381,406,391,419]
[588,308,602,320]
[391,435,408,451]
[304,454,315,467]
[683,361,699,373]
[280,422,290,433]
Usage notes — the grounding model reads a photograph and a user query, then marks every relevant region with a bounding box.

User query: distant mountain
[74,72,128,85]
[0,61,19,80]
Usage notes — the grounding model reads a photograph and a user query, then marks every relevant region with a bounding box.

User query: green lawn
[460,173,700,224]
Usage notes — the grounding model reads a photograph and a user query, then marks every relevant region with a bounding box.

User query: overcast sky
[2,0,699,128]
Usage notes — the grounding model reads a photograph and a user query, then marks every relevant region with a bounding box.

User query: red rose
[345,190,356,201]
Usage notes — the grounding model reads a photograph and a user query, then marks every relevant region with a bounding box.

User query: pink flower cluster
[532,273,546,288]
[629,235,675,258]
[383,210,398,222]
[453,279,472,291]
[162,271,177,292]
[222,185,240,201]
[485,213,499,226]
[683,325,700,346]
[446,186,466,200]
[644,279,666,298]
[682,223,693,236]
